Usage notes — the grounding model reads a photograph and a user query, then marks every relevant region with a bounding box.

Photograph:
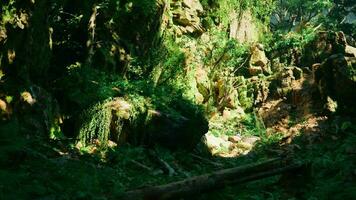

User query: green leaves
[271,0,332,31]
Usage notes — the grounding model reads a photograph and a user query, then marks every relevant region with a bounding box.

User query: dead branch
[120,158,303,200]
[130,160,154,171]
[148,150,176,176]
[189,153,223,167]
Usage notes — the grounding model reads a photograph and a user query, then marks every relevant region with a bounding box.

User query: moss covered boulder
[77,96,209,150]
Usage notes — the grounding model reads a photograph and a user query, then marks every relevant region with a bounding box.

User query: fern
[78,100,112,147]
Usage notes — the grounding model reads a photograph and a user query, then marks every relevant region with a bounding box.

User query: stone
[249,66,263,76]
[325,96,338,113]
[108,140,117,148]
[195,67,210,101]
[171,0,205,35]
[228,134,242,143]
[21,91,36,105]
[222,107,244,121]
[175,14,192,26]
[174,26,183,36]
[0,99,6,113]
[195,92,204,104]
[314,52,356,113]
[146,109,209,150]
[203,133,233,155]
[225,89,239,109]
[303,31,354,67]
[182,0,204,13]
[293,67,303,80]
[229,10,259,43]
[185,26,195,33]
[254,79,270,105]
[241,135,261,145]
[249,44,270,75]
[235,142,253,150]
[345,45,356,57]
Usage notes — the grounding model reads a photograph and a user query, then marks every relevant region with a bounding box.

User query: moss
[78,100,112,147]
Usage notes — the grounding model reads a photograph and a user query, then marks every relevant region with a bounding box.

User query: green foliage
[146,36,186,87]
[271,0,332,31]
[265,28,317,53]
[0,120,24,166]
[1,0,356,199]
[263,27,317,66]
[0,0,16,26]
[201,32,249,77]
[201,0,274,27]
[78,100,112,147]
[322,0,356,38]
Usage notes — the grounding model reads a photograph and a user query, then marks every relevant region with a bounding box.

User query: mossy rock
[77,96,209,150]
[315,54,356,114]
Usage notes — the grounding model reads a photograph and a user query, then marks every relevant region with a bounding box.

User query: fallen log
[120,158,303,200]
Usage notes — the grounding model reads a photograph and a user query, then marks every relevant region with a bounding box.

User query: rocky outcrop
[311,31,356,114]
[345,45,356,57]
[249,44,271,76]
[202,133,260,157]
[195,67,210,103]
[314,54,356,113]
[229,10,259,43]
[78,96,209,150]
[272,66,303,98]
[302,31,351,67]
[171,0,205,36]
[214,78,241,109]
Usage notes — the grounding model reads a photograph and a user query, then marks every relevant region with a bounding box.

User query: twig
[158,157,176,176]
[190,153,224,167]
[148,151,176,176]
[232,56,250,75]
[130,160,153,171]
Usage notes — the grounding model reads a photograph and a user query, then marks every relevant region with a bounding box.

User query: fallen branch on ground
[189,153,223,167]
[130,160,153,171]
[120,158,304,200]
[148,150,176,176]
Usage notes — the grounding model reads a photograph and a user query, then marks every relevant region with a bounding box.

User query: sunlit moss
[78,100,112,147]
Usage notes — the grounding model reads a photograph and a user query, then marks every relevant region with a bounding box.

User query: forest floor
[1,72,355,200]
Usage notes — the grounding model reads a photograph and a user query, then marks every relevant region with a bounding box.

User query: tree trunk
[120,158,303,200]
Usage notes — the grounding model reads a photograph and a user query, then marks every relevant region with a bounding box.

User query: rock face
[229,10,259,43]
[272,66,303,98]
[345,45,356,57]
[202,133,260,157]
[249,44,270,75]
[302,31,349,67]
[171,0,205,35]
[182,0,204,13]
[311,31,356,113]
[214,78,240,110]
[195,67,210,102]
[146,110,209,149]
[315,54,356,113]
[81,97,209,150]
